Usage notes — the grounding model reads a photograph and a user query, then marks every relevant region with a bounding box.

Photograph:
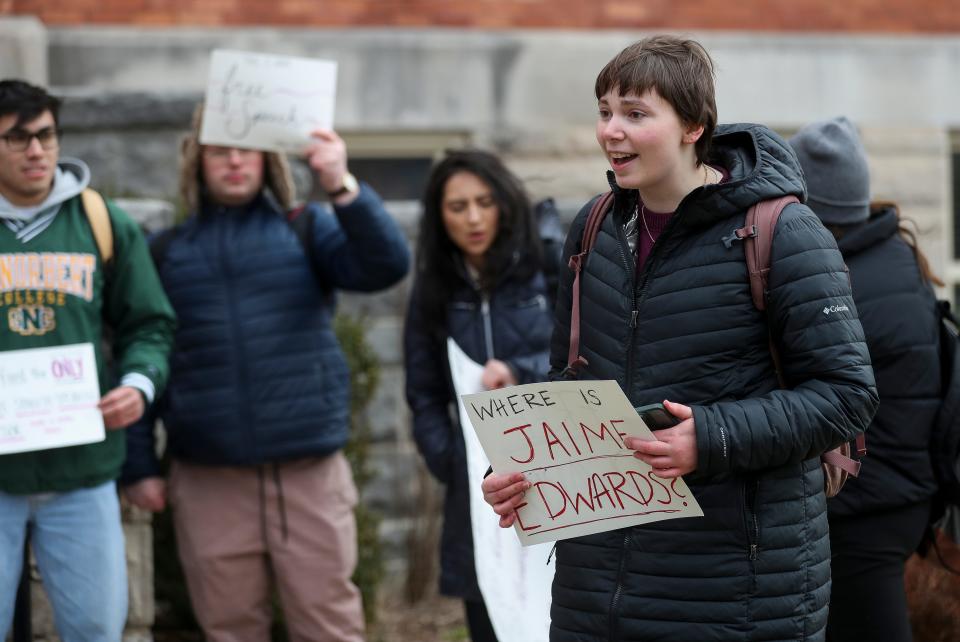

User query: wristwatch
[327,172,359,198]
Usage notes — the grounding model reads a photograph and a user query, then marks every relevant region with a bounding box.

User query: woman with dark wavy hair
[403,149,554,641]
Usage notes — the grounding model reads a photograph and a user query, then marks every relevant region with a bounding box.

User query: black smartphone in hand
[635,403,680,430]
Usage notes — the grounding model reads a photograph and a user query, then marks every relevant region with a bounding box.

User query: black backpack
[932,301,960,511]
[922,300,960,572]
[533,197,565,309]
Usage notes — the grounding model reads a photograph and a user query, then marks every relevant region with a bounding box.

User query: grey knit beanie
[789,116,870,225]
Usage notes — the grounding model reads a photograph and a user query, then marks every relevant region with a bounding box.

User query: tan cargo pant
[169,453,365,642]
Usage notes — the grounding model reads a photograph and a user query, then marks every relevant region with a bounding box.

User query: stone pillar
[0,17,47,85]
[121,504,155,642]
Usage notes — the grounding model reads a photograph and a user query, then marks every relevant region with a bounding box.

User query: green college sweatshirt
[0,191,175,493]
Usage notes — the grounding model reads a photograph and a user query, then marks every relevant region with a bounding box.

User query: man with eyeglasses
[0,79,175,641]
[119,103,409,641]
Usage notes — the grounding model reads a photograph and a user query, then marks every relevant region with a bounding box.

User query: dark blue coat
[547,125,878,641]
[123,185,409,480]
[827,206,940,517]
[404,259,553,600]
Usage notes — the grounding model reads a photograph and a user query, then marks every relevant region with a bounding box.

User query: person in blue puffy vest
[122,105,409,642]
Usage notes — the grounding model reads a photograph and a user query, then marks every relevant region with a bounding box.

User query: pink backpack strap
[286,204,307,221]
[740,195,798,389]
[822,447,863,476]
[742,194,865,495]
[742,195,799,311]
[565,191,615,375]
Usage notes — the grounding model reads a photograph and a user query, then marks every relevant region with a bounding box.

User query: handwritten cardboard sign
[0,343,104,455]
[200,49,337,153]
[461,380,703,546]
[448,339,552,642]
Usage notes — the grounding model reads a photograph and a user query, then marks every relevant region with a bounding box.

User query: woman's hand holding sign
[481,359,517,391]
[482,472,531,528]
[471,384,705,541]
[626,400,698,478]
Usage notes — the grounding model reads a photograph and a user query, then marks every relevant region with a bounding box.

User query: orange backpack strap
[564,191,615,376]
[80,188,113,266]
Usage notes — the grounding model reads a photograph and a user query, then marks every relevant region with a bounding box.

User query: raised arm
[303,129,410,292]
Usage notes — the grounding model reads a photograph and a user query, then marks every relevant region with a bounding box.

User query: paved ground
[154,592,466,642]
[370,591,467,642]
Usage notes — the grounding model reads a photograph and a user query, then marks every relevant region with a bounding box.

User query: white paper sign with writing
[200,49,337,153]
[447,339,552,642]
[0,343,104,455]
[461,380,703,546]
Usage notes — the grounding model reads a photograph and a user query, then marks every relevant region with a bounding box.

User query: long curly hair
[178,103,295,214]
[825,200,944,288]
[415,149,541,333]
[878,201,944,287]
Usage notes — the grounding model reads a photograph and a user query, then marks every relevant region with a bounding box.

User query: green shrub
[336,313,385,625]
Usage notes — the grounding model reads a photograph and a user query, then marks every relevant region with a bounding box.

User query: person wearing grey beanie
[789,116,871,226]
[791,117,943,642]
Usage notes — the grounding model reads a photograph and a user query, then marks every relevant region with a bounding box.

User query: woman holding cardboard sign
[403,150,555,641]
[482,35,878,641]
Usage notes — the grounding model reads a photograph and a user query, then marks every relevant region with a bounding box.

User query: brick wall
[3,0,958,32]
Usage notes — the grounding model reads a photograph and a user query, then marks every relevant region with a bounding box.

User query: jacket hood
[49,158,91,206]
[607,123,807,231]
[179,104,294,215]
[0,157,90,223]
[834,205,899,257]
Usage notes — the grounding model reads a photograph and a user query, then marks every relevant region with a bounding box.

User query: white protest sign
[200,49,337,153]
[461,380,703,546]
[447,339,552,642]
[0,343,104,455]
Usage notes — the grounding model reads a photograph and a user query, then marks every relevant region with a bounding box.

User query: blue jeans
[0,481,128,641]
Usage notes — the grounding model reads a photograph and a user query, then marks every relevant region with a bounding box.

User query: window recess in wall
[952,133,960,262]
[308,131,470,202]
[944,131,960,306]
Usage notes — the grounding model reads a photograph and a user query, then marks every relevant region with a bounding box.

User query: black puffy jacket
[547,124,878,642]
[826,206,940,518]
[404,258,553,600]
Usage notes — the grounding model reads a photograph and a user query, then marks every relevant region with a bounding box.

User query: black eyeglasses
[0,127,61,152]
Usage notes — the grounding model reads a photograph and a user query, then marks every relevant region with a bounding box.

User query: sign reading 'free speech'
[461,380,703,546]
[200,49,338,154]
